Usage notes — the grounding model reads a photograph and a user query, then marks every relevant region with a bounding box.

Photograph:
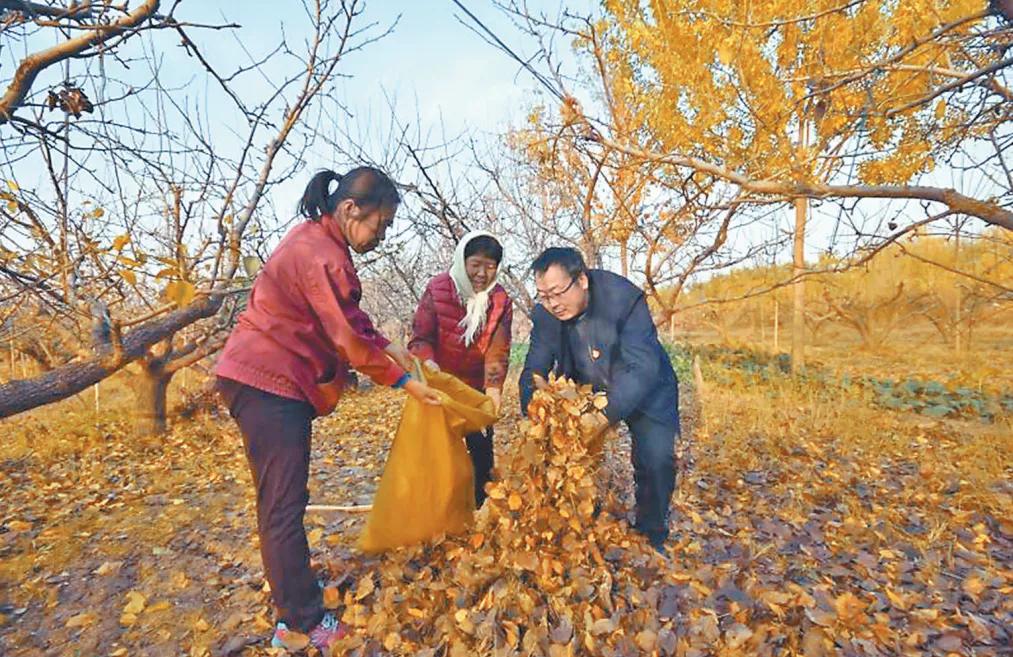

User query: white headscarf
[449,230,501,347]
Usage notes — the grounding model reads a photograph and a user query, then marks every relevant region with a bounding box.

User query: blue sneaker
[271,621,293,649]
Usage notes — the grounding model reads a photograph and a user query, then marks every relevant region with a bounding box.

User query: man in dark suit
[519,247,680,551]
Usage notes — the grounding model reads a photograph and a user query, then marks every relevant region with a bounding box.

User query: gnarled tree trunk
[134,362,174,437]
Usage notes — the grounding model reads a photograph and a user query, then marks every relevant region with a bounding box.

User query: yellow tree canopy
[503,0,1012,231]
[602,0,1004,184]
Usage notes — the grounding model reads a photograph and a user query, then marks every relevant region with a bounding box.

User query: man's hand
[404,379,442,406]
[384,343,413,370]
[487,387,502,415]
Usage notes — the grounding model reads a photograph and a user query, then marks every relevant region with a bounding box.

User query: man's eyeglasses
[536,277,576,304]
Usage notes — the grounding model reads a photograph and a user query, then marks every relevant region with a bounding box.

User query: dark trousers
[217,379,323,632]
[626,412,679,546]
[465,427,494,507]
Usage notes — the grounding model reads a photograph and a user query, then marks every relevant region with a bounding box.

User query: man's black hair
[531,247,587,278]
[464,235,503,264]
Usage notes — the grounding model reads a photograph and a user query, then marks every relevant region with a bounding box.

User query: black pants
[465,427,494,507]
[217,379,323,632]
[626,412,679,546]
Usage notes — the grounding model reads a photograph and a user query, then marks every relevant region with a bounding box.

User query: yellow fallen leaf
[119,612,137,627]
[66,612,97,628]
[94,561,123,576]
[355,576,375,600]
[508,493,523,511]
[6,520,31,533]
[123,591,146,615]
[383,631,402,651]
[253,613,273,632]
[885,587,908,610]
[835,592,867,627]
[323,586,340,609]
[962,575,986,599]
[171,571,189,589]
[146,600,172,614]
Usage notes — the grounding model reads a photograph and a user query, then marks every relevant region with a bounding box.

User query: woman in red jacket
[215,167,440,650]
[409,230,513,507]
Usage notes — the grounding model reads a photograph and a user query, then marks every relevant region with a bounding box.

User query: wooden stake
[692,354,705,400]
[305,504,371,513]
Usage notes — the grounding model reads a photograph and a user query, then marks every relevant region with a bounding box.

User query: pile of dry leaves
[313,376,676,657]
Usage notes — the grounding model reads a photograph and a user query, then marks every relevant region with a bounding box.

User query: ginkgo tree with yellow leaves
[502,0,1011,370]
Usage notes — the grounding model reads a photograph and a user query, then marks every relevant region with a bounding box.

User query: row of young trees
[679,230,1012,352]
[1,0,1010,433]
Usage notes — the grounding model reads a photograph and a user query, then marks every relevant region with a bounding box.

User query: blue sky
[172,1,581,233]
[189,1,569,139]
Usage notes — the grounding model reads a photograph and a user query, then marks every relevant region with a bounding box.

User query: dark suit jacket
[519,269,679,425]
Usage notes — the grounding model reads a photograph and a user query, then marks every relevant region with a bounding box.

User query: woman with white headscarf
[409,231,513,506]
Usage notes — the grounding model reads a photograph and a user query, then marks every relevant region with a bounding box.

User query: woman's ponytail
[298,170,342,221]
[297,166,400,221]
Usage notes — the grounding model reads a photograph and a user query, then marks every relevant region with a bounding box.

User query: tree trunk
[0,295,220,419]
[774,299,780,352]
[135,365,173,437]
[953,230,962,354]
[791,197,807,374]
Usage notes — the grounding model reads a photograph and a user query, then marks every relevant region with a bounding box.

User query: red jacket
[215,215,404,416]
[409,272,512,391]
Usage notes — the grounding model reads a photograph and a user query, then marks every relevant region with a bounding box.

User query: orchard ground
[0,332,1009,656]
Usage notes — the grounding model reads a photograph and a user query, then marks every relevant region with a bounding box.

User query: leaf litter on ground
[0,369,1009,657]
